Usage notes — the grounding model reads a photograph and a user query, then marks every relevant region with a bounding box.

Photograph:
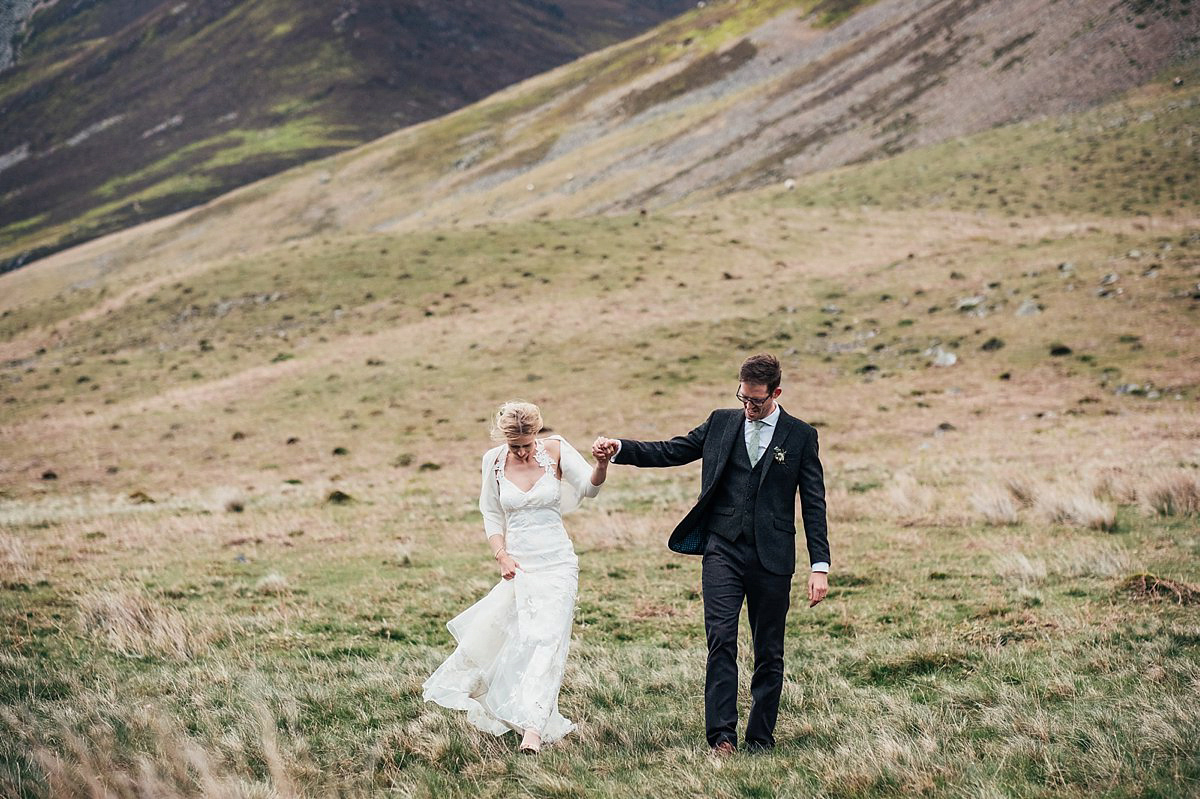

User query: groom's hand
[808,571,828,607]
[592,437,618,462]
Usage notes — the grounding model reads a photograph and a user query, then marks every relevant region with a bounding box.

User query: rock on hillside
[0,0,696,272]
[0,0,40,70]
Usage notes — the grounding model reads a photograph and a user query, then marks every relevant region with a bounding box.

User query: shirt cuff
[810,562,830,573]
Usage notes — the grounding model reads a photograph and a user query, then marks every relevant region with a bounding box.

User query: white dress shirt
[744,404,781,463]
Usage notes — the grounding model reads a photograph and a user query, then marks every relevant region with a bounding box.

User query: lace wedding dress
[422,436,599,743]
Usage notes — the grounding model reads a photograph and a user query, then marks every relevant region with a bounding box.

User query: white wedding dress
[422,436,599,743]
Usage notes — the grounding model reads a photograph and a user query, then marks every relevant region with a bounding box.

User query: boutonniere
[773,446,787,464]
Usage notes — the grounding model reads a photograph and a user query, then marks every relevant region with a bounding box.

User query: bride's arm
[589,443,609,487]
[479,448,506,536]
[551,437,605,496]
[488,533,519,580]
[480,449,519,579]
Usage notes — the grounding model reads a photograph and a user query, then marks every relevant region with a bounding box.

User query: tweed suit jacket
[614,407,828,576]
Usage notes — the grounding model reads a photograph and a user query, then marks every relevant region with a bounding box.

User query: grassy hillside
[1,63,1198,797]
[0,0,697,272]
[3,0,1195,277]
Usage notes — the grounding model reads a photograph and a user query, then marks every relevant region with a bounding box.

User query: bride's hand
[498,554,520,580]
[592,437,616,462]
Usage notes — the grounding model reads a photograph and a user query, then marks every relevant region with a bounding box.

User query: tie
[748,420,765,466]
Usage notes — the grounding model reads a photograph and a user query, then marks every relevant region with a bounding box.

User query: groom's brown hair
[739,354,781,392]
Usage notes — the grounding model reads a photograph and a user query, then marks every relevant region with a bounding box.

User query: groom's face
[738,381,780,421]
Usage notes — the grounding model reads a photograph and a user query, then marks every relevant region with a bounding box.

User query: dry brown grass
[1090,466,1141,505]
[1143,471,1200,517]
[885,472,937,526]
[1036,489,1118,532]
[825,485,872,523]
[970,485,1020,526]
[254,572,291,596]
[76,584,226,659]
[572,506,682,551]
[1003,475,1037,509]
[0,57,1197,799]
[216,486,250,514]
[1121,573,1200,605]
[991,537,1130,583]
[1057,540,1131,579]
[994,553,1048,585]
[10,705,303,799]
[0,534,33,583]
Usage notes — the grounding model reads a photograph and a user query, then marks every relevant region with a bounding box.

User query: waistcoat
[707,429,766,542]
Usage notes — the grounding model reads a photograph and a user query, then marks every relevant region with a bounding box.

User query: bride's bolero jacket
[479,435,600,537]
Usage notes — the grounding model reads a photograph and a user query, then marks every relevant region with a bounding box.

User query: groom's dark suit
[614,406,828,748]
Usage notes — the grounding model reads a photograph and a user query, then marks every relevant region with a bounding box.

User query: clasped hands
[591,437,618,464]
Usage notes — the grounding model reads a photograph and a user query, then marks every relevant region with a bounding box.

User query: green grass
[812,0,884,28]
[767,69,1200,218]
[0,214,50,246]
[2,497,1198,797]
[91,119,358,201]
[1,53,1199,799]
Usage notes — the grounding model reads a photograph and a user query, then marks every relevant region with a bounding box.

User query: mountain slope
[0,65,1196,524]
[0,0,696,271]
[3,0,1193,282]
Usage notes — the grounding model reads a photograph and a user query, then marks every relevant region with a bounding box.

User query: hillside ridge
[0,0,697,272]
[3,0,1194,279]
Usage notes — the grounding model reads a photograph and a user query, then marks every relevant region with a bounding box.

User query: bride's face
[507,434,537,462]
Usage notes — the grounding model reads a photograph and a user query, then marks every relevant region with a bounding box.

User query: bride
[422,401,609,753]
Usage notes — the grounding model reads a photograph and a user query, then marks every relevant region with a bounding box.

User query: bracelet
[493,547,507,561]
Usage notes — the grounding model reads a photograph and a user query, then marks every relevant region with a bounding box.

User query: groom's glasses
[736,391,771,408]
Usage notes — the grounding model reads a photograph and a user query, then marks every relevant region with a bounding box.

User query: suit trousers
[701,531,793,748]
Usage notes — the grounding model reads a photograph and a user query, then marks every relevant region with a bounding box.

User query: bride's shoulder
[481,444,505,465]
[540,437,563,458]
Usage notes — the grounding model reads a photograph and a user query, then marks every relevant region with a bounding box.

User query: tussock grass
[1089,466,1140,505]
[971,485,1020,526]
[1144,471,1200,517]
[0,534,33,583]
[76,584,227,659]
[8,704,305,799]
[994,553,1048,585]
[884,472,936,525]
[825,484,873,523]
[216,486,249,514]
[254,572,291,596]
[1036,489,1117,532]
[573,508,678,551]
[1057,541,1130,579]
[1003,475,1037,509]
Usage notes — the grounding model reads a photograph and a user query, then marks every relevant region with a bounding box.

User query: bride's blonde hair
[491,401,544,442]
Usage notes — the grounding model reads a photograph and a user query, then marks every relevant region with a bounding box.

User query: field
[1,70,1199,797]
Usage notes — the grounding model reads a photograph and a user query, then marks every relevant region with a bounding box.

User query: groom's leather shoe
[710,741,736,757]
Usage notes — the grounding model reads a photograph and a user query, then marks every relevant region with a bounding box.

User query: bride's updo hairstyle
[491,401,544,442]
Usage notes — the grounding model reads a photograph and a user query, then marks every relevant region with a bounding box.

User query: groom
[593,353,829,755]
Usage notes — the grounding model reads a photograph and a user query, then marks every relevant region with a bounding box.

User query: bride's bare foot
[519,729,542,754]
